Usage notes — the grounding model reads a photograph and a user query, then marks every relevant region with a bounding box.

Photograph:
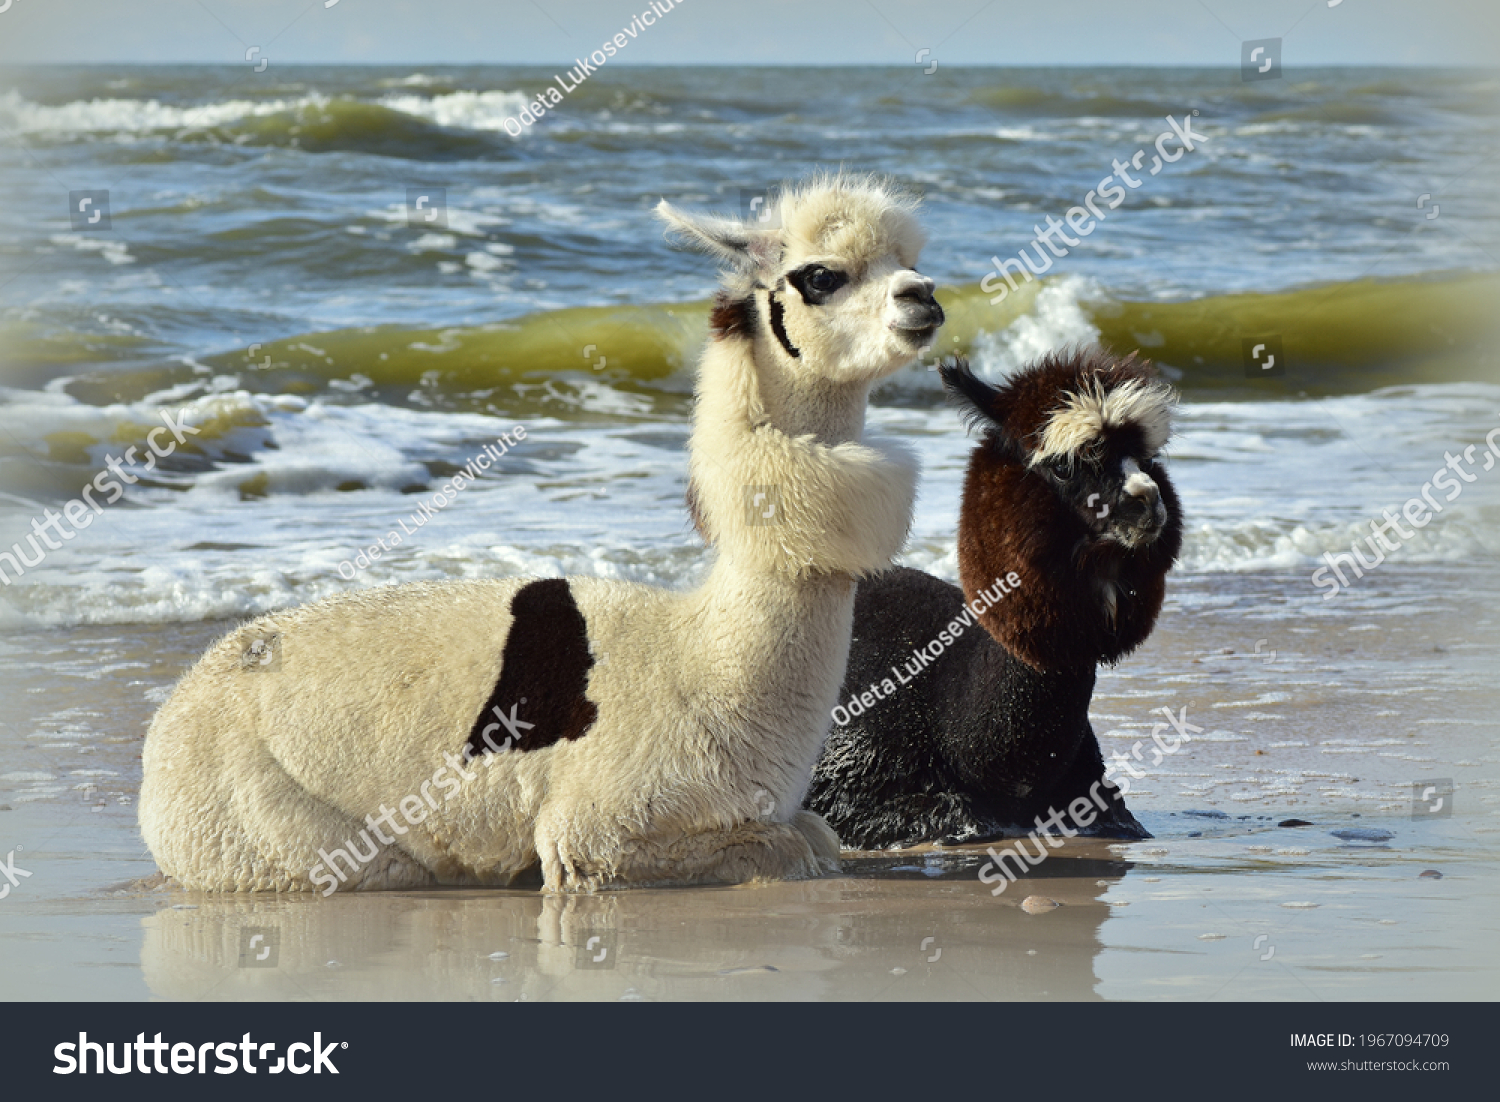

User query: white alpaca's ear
[656,199,776,272]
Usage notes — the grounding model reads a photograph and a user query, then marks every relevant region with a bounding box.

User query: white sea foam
[0,90,328,134]
[377,90,531,133]
[0,88,530,136]
[2,364,1496,627]
[970,275,1105,379]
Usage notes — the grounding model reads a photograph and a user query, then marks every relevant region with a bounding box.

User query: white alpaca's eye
[807,267,840,293]
[792,265,848,303]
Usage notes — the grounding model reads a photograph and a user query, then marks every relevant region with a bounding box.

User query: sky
[0,0,1496,67]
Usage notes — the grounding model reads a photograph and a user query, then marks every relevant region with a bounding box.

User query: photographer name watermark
[336,426,526,580]
[832,572,1022,727]
[501,1,688,137]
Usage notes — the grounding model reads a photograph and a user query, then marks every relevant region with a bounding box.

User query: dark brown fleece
[943,350,1183,673]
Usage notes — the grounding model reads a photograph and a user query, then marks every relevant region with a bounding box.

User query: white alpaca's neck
[685,559,856,816]
[750,331,871,445]
[686,337,917,582]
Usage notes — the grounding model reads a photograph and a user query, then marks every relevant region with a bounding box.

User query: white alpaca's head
[658,176,943,387]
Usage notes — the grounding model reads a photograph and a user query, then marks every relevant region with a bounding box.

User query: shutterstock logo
[238,927,280,968]
[0,846,32,899]
[739,187,779,224]
[1242,38,1282,82]
[69,190,111,231]
[1411,778,1454,820]
[54,1033,347,1075]
[406,187,448,228]
[1243,335,1285,378]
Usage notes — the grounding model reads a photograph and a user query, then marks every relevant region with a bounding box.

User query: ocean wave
[0,89,321,133]
[219,271,1497,397]
[0,88,526,158]
[376,89,530,132]
[5,273,1493,420]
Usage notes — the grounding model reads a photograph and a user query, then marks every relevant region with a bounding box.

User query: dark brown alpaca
[806,347,1183,848]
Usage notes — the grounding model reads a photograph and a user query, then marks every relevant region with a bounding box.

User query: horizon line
[2,60,1496,71]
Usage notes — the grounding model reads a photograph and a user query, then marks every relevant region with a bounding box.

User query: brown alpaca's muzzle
[1103,457,1170,547]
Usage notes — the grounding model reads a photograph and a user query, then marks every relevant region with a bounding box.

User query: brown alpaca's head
[940,347,1183,672]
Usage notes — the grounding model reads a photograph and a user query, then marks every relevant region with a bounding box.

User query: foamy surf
[0,87,529,137]
[1,379,1496,627]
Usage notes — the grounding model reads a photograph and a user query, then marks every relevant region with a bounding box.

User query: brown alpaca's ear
[939,358,1020,451]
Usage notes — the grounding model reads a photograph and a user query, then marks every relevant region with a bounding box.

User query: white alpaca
[139,176,944,892]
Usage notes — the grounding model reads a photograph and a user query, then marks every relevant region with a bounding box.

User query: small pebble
[488,951,510,961]
[1198,933,1226,941]
[1187,831,1202,837]
[1419,869,1443,880]
[890,967,907,975]
[1378,919,1398,925]
[325,960,342,968]
[1026,950,1037,956]
[1109,900,1130,907]
[490,977,508,985]
[1281,901,1319,909]
[1276,848,1310,856]
[1021,895,1060,914]
[1279,818,1313,828]
[1142,877,1161,883]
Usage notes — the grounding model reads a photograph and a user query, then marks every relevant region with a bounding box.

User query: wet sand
[1,566,1497,1001]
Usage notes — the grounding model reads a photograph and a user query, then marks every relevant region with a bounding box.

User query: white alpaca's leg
[146,735,437,893]
[597,820,834,889]
[791,809,843,872]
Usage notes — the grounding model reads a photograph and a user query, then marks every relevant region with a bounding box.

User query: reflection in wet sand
[140,851,1128,1001]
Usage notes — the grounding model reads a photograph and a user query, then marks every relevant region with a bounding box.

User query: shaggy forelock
[776,174,926,272]
[666,174,926,301]
[1030,377,1177,466]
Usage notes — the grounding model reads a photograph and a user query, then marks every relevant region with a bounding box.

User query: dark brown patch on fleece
[467,579,598,755]
[709,291,756,341]
[942,351,1183,673]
